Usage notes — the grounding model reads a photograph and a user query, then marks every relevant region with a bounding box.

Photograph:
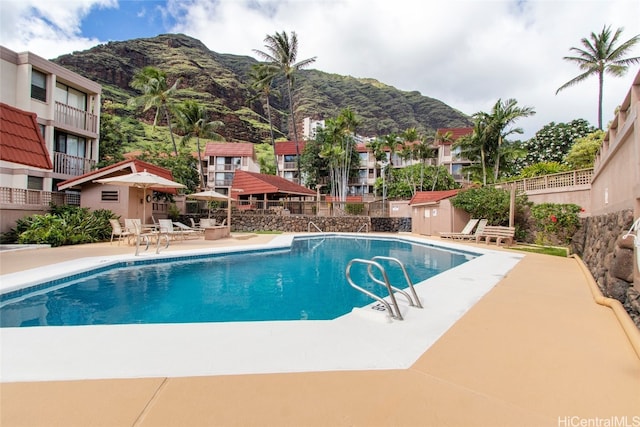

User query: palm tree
[129,66,181,156]
[486,98,535,181]
[556,25,640,129]
[174,100,224,189]
[455,113,491,185]
[253,31,317,182]
[249,63,281,176]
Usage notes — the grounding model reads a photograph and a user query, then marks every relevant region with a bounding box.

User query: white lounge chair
[440,218,479,239]
[173,221,203,238]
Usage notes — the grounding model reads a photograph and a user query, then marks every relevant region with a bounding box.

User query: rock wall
[181,214,411,233]
[571,209,640,327]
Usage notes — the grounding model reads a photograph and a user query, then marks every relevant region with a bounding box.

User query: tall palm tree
[455,113,491,185]
[486,98,535,181]
[174,100,224,189]
[253,31,317,182]
[129,66,181,156]
[556,25,640,129]
[249,62,281,175]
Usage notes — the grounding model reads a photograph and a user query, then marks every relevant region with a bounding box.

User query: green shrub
[530,203,581,245]
[14,205,117,247]
[345,203,365,215]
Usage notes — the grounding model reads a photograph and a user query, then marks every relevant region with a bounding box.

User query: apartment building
[0,46,102,191]
[0,46,101,232]
[433,127,474,182]
[203,142,260,195]
[274,140,307,184]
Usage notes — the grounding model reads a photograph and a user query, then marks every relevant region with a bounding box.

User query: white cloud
[2,0,639,140]
[0,0,115,55]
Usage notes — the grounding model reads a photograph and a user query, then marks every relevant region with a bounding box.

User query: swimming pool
[0,233,525,382]
[0,235,475,327]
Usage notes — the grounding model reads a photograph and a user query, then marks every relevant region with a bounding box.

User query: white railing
[54,102,98,134]
[53,152,96,176]
[0,187,80,206]
[500,168,593,193]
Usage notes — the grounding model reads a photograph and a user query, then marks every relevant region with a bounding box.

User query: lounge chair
[442,219,488,241]
[109,219,132,245]
[440,219,479,239]
[173,221,203,238]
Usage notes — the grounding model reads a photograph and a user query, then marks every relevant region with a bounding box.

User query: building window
[55,82,87,110]
[31,69,47,102]
[101,191,119,202]
[38,124,45,139]
[55,132,86,157]
[27,176,43,190]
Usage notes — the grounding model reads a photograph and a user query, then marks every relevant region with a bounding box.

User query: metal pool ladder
[345,256,423,321]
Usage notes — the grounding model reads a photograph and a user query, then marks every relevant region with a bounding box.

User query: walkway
[1,234,639,426]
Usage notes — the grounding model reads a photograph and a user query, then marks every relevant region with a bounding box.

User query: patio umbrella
[94,170,186,224]
[187,189,231,228]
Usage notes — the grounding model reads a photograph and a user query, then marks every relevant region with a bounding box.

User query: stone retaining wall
[180,214,412,233]
[571,209,640,327]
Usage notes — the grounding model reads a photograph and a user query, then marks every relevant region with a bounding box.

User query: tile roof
[0,103,52,169]
[435,127,474,143]
[57,159,178,193]
[205,142,255,157]
[274,141,306,156]
[409,190,460,205]
[231,170,316,198]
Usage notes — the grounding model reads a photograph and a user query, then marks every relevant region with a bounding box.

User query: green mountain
[53,33,471,143]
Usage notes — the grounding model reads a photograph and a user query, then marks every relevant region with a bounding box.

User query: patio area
[1,233,639,426]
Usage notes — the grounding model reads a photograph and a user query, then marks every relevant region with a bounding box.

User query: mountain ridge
[52,33,472,143]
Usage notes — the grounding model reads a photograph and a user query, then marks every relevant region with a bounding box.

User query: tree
[518,119,596,170]
[174,100,224,189]
[253,31,317,181]
[564,130,605,169]
[129,66,181,156]
[318,109,361,202]
[556,25,640,129]
[454,112,492,185]
[486,98,535,181]
[249,63,280,175]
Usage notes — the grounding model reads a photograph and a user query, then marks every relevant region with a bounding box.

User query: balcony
[283,162,297,170]
[0,187,80,207]
[53,152,96,176]
[55,102,98,134]
[208,164,241,172]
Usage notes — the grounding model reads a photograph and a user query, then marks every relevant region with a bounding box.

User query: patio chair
[440,218,479,239]
[199,218,216,228]
[158,219,183,240]
[189,218,200,229]
[109,219,132,245]
[173,221,203,238]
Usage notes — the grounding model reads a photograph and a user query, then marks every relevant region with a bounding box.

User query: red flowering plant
[530,203,581,245]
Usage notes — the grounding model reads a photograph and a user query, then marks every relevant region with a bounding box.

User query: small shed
[57,159,178,223]
[409,190,470,236]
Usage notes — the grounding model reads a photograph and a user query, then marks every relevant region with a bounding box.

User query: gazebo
[231,170,316,214]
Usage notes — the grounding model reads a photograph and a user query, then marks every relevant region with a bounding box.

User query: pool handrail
[308,221,322,232]
[346,258,404,320]
[370,256,423,309]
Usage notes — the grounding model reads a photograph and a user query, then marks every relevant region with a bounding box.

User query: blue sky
[80,0,175,41]
[1,0,639,140]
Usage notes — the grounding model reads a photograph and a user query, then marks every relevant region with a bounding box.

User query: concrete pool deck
[1,232,639,426]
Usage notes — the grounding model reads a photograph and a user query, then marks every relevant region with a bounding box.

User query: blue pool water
[0,236,476,327]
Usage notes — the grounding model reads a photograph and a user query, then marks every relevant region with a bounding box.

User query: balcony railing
[53,152,96,176]
[0,187,80,206]
[55,102,98,134]
[283,162,297,170]
[209,164,241,172]
[500,168,594,193]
